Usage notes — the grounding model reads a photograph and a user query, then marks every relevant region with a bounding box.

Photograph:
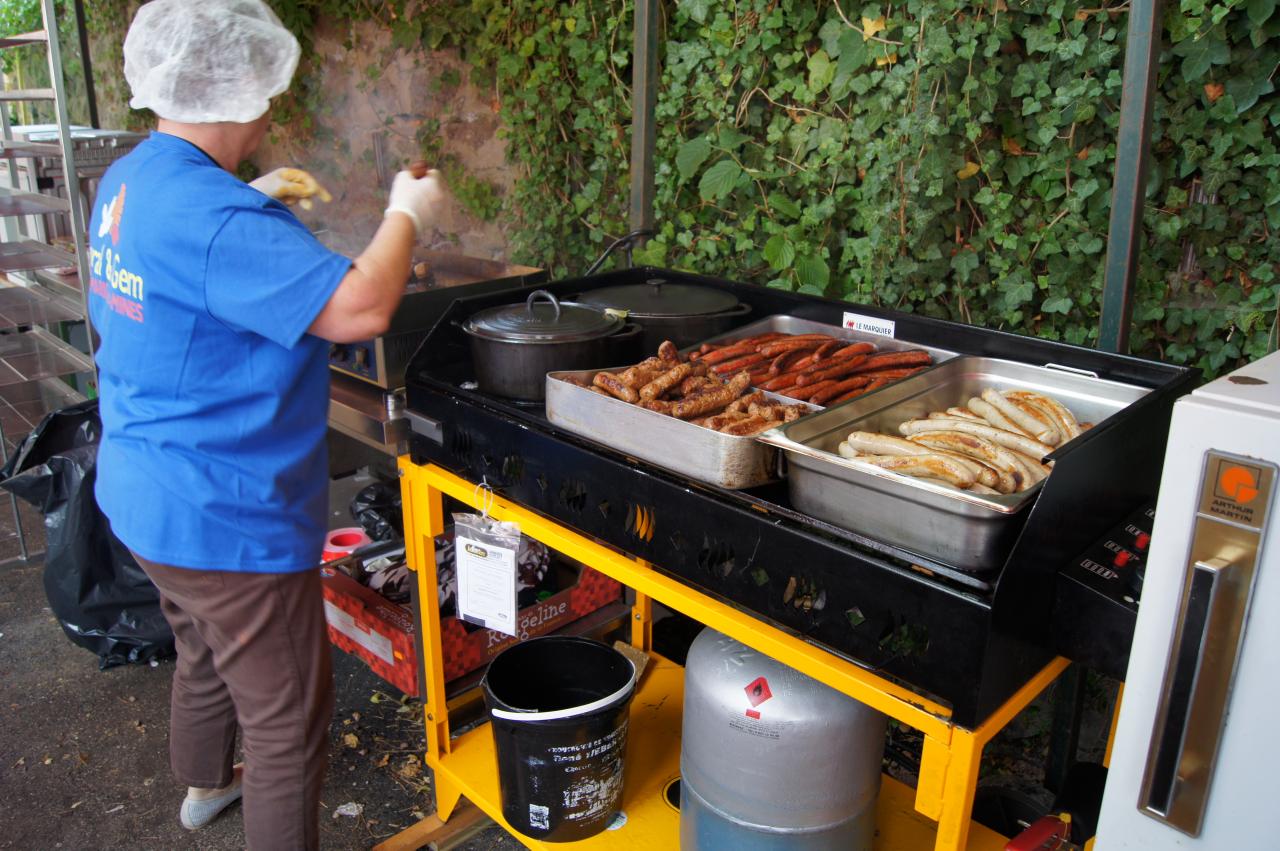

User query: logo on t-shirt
[96,184,126,245]
[89,182,144,323]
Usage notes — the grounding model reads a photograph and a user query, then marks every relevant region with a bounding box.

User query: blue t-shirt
[87,132,350,572]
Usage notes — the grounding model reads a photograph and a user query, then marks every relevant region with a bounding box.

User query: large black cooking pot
[575,277,750,351]
[460,290,641,401]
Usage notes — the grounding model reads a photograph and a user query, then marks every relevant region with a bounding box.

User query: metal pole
[1098,0,1164,353]
[628,0,659,237]
[73,0,99,129]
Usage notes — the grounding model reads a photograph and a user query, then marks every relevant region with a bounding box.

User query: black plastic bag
[349,481,403,541]
[0,399,174,668]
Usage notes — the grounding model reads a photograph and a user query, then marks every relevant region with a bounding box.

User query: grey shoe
[179,764,244,830]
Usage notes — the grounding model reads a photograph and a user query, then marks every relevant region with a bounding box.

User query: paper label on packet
[455,534,519,637]
[842,311,896,339]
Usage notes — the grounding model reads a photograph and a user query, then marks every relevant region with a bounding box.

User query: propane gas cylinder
[680,628,886,850]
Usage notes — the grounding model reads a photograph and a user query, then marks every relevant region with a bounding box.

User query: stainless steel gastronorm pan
[545,368,811,490]
[686,314,960,367]
[757,356,1150,571]
[686,314,961,407]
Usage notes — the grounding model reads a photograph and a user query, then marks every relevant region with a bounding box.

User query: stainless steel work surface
[328,373,407,455]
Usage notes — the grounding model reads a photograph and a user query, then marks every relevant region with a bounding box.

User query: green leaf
[808,49,835,93]
[1248,0,1276,25]
[717,127,750,151]
[1173,33,1230,81]
[698,159,743,202]
[677,0,712,24]
[676,137,712,181]
[1226,72,1274,114]
[795,254,831,289]
[768,192,802,219]
[835,29,870,78]
[763,233,796,270]
[1042,295,1074,314]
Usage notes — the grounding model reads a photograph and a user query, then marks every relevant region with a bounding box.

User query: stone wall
[91,15,517,263]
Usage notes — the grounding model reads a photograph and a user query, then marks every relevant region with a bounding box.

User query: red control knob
[1135,532,1151,551]
[1114,550,1132,567]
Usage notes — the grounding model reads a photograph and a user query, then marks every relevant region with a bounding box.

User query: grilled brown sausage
[678,375,716,397]
[593,371,639,402]
[640,362,694,400]
[672,372,752,419]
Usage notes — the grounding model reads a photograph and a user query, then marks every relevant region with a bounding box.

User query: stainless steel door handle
[1139,450,1275,836]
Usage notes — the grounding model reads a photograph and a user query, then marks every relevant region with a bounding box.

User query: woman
[87,2,446,847]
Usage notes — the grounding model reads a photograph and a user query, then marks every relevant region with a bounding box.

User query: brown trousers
[135,555,335,851]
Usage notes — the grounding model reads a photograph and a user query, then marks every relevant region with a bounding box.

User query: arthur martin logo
[1216,462,1262,505]
[464,543,489,558]
[96,183,126,245]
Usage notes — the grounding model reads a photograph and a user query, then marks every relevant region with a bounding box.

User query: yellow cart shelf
[399,461,1068,850]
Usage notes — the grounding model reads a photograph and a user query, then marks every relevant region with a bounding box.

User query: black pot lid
[577,278,739,317]
[465,289,624,343]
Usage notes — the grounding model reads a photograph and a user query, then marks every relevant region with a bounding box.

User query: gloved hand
[384,168,447,240]
[250,167,333,210]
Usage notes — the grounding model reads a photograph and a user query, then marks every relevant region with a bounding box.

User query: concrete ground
[0,473,522,851]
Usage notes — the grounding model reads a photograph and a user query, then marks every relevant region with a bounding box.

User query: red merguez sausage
[711,352,768,374]
[850,349,932,372]
[768,349,808,376]
[856,366,926,382]
[810,340,841,361]
[758,373,799,391]
[809,375,875,406]
[794,354,870,386]
[757,338,829,358]
[787,343,876,378]
[831,386,871,405]
[794,379,838,402]
[826,366,929,405]
[700,342,759,365]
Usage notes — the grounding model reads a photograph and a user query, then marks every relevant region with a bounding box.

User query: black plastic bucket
[482,636,637,842]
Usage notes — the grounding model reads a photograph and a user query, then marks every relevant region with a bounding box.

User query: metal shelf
[0,186,68,216]
[0,238,75,273]
[0,281,82,327]
[0,139,61,159]
[0,326,92,385]
[0,374,82,451]
[0,30,46,49]
[0,88,55,102]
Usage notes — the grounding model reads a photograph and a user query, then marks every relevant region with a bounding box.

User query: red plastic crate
[320,549,623,696]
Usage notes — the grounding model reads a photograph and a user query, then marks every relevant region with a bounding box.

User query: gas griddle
[404,267,1195,726]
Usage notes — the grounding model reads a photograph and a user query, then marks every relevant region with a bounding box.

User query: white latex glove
[384,169,447,239]
[250,167,333,210]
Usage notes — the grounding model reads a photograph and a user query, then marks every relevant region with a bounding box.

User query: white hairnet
[123,0,301,124]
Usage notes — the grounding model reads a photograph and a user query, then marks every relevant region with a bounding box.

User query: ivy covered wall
[19,0,1280,376]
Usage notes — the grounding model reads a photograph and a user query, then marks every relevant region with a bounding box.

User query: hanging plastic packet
[453,480,522,637]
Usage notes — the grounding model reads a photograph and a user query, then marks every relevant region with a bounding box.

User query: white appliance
[1096,350,1280,848]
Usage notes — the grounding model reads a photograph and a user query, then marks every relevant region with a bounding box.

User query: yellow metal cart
[398,460,1072,850]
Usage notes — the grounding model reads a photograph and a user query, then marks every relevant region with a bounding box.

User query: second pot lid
[465,289,623,343]
[577,278,739,317]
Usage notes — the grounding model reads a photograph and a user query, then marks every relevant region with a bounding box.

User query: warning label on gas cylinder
[728,714,784,740]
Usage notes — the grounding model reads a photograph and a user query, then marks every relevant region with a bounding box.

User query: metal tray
[757,356,1151,570]
[685,315,960,408]
[545,368,811,489]
[686,314,960,366]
